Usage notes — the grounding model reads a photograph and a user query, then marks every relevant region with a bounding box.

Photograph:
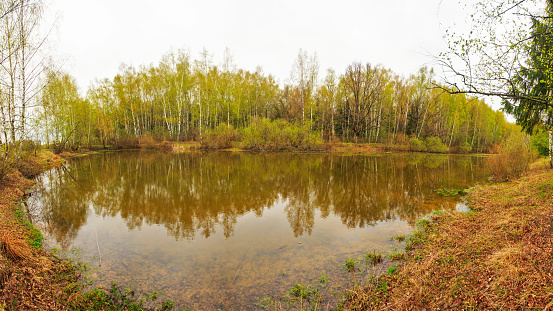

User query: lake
[28,151,488,310]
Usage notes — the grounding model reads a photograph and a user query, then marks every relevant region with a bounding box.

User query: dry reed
[0,229,32,262]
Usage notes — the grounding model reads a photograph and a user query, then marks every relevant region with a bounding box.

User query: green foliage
[376,279,388,293]
[240,118,326,151]
[71,282,174,311]
[504,5,553,135]
[342,258,359,274]
[32,48,515,155]
[424,137,449,153]
[390,234,406,242]
[200,124,239,149]
[531,131,550,156]
[436,188,466,197]
[415,219,430,230]
[387,266,397,274]
[363,251,383,266]
[409,137,426,152]
[318,274,328,286]
[288,283,317,302]
[457,141,472,154]
[14,205,43,249]
[387,250,406,261]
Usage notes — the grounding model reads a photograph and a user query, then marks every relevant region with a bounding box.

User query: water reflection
[30,151,488,309]
[33,152,486,245]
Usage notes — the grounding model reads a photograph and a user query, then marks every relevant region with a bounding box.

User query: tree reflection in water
[33,151,487,247]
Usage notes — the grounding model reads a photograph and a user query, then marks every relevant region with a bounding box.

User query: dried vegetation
[344,158,553,310]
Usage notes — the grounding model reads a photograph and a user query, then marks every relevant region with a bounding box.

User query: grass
[390,234,406,242]
[13,205,43,249]
[343,158,553,310]
[0,150,176,310]
[387,250,406,261]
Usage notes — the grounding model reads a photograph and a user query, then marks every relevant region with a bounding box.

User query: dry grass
[487,138,536,182]
[0,229,32,262]
[0,151,83,310]
[344,161,553,310]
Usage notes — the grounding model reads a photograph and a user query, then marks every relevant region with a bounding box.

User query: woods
[35,49,515,153]
[0,0,522,157]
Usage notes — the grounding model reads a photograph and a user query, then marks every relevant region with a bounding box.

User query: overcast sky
[46,0,474,91]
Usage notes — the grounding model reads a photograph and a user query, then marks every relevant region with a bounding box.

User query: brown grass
[487,138,536,182]
[0,151,84,310]
[0,229,32,262]
[344,161,553,310]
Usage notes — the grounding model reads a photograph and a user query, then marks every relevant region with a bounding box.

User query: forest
[0,0,522,161]
[36,49,518,153]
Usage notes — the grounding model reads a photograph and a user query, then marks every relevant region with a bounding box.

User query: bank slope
[345,161,553,310]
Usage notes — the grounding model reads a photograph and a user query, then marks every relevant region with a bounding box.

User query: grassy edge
[343,158,553,310]
[0,149,177,311]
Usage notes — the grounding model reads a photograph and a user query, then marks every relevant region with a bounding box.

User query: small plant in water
[436,188,466,196]
[342,258,360,287]
[318,274,328,286]
[288,283,319,309]
[390,234,406,242]
[387,250,406,261]
[364,250,383,266]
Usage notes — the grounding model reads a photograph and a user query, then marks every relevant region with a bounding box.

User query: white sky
[46,0,474,91]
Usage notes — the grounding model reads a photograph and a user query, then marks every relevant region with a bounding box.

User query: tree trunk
[549,129,553,168]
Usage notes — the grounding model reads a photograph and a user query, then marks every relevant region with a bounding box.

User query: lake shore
[0,151,82,310]
[1,148,540,310]
[0,150,174,310]
[344,158,553,310]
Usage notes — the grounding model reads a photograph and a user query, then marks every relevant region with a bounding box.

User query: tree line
[39,48,517,153]
[0,0,520,158]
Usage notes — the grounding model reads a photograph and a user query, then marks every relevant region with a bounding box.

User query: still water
[29,151,488,310]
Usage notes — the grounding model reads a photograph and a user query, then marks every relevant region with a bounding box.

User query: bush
[457,141,472,154]
[158,141,173,152]
[0,157,12,181]
[14,157,43,179]
[240,118,326,151]
[487,136,536,182]
[383,133,410,151]
[530,131,549,156]
[200,124,239,149]
[138,134,157,149]
[409,137,426,152]
[113,138,140,149]
[424,137,449,153]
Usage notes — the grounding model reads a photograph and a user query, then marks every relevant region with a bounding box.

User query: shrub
[409,137,426,152]
[530,131,549,156]
[20,140,40,155]
[383,133,410,151]
[487,135,536,182]
[14,156,43,179]
[113,138,140,149]
[158,141,173,152]
[424,137,449,153]
[200,124,239,149]
[240,118,326,151]
[138,134,157,149]
[457,141,472,154]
